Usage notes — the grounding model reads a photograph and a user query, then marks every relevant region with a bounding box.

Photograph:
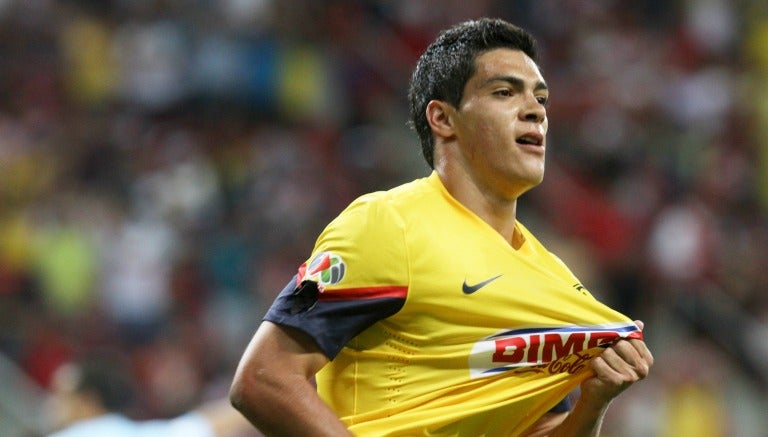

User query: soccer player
[230,18,653,436]
[47,356,255,437]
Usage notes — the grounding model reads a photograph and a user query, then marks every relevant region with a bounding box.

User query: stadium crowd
[0,0,766,435]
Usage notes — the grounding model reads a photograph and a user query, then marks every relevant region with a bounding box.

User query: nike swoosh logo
[462,274,503,294]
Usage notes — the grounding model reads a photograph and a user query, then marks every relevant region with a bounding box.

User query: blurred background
[1,0,767,435]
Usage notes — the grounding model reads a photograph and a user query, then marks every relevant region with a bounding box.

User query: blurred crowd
[1,0,767,435]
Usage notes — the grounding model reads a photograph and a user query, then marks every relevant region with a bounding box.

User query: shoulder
[353,175,434,210]
[325,175,435,233]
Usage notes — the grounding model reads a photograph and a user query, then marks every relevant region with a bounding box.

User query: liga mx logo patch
[305,252,346,286]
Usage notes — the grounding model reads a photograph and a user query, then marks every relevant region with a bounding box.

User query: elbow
[229,373,251,413]
[229,367,282,432]
[229,365,274,419]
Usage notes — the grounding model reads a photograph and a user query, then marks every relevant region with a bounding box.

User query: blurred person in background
[230,18,652,436]
[46,354,256,437]
[2,1,765,436]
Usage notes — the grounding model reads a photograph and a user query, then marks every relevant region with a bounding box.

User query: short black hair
[407,18,538,168]
[74,356,135,412]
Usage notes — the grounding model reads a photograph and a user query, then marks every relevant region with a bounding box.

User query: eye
[493,89,513,97]
[536,95,549,106]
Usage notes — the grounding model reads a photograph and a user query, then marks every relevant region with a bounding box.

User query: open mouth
[516,133,543,146]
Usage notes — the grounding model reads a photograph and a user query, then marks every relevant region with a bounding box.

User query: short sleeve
[264,193,410,359]
[548,388,579,413]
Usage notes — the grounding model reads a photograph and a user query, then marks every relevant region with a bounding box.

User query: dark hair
[407,18,538,168]
[75,356,135,412]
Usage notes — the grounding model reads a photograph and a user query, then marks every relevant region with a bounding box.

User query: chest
[393,222,593,343]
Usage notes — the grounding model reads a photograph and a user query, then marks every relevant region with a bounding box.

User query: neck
[435,162,520,244]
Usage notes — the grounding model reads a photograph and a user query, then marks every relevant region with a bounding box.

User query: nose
[519,94,546,123]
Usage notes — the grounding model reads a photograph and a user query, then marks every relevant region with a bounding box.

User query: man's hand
[581,320,653,406]
[543,321,653,437]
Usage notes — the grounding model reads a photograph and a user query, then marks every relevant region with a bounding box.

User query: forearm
[230,371,352,436]
[230,322,352,436]
[546,397,610,437]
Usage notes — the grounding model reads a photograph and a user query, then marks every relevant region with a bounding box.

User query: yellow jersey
[264,172,641,436]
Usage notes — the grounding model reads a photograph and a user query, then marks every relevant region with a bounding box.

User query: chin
[526,169,545,186]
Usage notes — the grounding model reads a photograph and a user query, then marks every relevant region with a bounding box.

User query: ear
[425,100,456,140]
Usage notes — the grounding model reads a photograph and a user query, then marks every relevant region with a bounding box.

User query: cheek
[475,115,511,140]
[459,117,490,149]
[460,111,515,156]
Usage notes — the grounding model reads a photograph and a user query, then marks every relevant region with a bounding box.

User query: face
[46,364,89,428]
[450,48,549,200]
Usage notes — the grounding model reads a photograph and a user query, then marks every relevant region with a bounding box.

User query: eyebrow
[482,75,548,92]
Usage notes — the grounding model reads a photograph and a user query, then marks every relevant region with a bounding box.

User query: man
[230,18,653,436]
[47,356,256,437]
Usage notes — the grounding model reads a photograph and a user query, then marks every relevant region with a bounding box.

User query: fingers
[600,339,653,381]
[586,337,654,402]
[630,337,654,369]
[581,322,654,405]
[631,320,652,365]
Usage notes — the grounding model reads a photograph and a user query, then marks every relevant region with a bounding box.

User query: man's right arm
[229,321,353,436]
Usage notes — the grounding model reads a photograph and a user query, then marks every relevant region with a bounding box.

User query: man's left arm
[524,321,654,437]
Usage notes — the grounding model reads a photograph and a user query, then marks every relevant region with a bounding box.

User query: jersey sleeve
[264,193,409,359]
[548,391,575,413]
